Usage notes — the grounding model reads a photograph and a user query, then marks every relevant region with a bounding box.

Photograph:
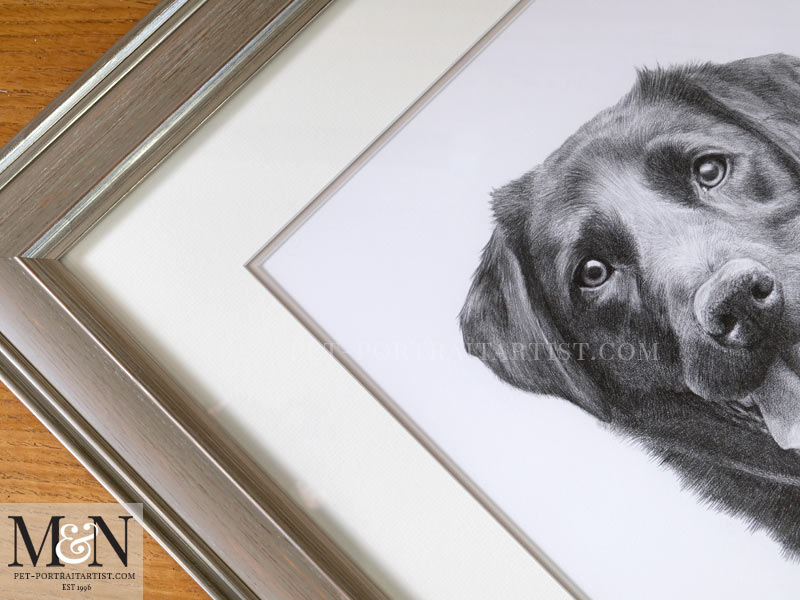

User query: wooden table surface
[0,2,207,598]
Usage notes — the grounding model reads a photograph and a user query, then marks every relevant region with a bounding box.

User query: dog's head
[461,54,800,462]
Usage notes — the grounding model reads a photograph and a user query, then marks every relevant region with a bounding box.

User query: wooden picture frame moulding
[0,1,391,598]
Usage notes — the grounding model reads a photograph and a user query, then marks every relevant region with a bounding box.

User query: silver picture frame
[0,1,393,598]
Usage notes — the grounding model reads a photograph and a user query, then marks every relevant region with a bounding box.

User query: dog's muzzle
[694,258,800,450]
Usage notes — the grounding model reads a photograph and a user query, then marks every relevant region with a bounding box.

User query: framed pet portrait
[3,0,800,598]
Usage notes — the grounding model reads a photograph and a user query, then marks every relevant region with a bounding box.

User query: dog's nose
[693,259,783,348]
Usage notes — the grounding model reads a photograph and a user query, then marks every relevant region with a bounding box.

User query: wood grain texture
[0,2,207,598]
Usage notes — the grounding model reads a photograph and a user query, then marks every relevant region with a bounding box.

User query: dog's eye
[576,259,612,288]
[693,155,728,189]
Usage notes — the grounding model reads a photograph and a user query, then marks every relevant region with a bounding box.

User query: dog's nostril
[718,313,737,335]
[751,279,774,301]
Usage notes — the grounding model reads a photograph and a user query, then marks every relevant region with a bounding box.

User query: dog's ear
[459,180,608,421]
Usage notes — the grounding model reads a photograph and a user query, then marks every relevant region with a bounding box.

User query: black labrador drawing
[460,54,800,556]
